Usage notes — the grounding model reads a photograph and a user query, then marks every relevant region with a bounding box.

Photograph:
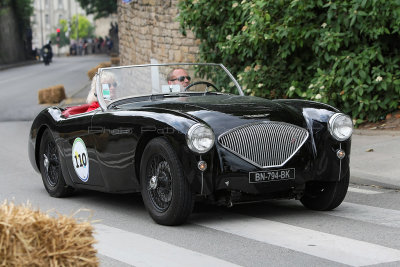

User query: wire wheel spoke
[147,154,172,212]
[44,140,60,187]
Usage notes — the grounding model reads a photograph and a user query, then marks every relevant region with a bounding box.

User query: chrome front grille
[218,122,309,168]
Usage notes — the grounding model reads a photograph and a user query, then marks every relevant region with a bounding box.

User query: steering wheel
[184,81,219,92]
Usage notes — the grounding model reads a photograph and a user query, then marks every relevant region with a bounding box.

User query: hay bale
[38,85,66,104]
[110,57,120,66]
[87,62,112,80]
[0,201,99,267]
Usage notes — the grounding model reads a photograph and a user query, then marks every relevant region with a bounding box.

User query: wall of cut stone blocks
[118,0,200,65]
[0,7,27,64]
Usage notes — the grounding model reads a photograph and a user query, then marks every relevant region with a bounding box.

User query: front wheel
[39,129,74,197]
[300,171,349,211]
[140,137,194,225]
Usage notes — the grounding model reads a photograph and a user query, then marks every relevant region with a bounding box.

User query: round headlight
[328,113,353,141]
[186,123,215,153]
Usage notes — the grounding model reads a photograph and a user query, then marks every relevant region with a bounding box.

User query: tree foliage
[76,0,117,19]
[178,0,400,123]
[51,15,94,46]
[49,31,69,47]
[63,15,94,40]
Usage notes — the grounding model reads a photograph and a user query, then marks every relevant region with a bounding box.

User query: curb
[59,98,86,107]
[350,174,400,191]
[0,60,41,71]
[58,82,90,107]
[353,129,400,136]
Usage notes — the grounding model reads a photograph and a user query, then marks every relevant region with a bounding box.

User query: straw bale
[87,62,112,80]
[0,201,99,267]
[110,57,120,66]
[38,85,66,104]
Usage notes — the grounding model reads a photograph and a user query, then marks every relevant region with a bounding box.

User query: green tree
[59,15,95,41]
[76,0,117,19]
[50,15,94,47]
[178,0,400,124]
[49,28,69,47]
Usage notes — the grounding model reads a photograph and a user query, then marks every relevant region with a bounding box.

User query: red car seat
[61,104,90,118]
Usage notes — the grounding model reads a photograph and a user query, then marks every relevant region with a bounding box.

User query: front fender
[28,107,64,172]
[275,99,351,182]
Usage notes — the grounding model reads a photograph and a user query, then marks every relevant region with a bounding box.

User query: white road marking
[195,213,400,266]
[325,202,400,228]
[348,186,383,194]
[93,224,240,267]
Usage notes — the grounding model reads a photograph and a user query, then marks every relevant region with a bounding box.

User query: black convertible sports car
[29,63,353,225]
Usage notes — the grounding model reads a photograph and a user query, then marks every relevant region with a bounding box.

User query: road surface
[1,120,399,267]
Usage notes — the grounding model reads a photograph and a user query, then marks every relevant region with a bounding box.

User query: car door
[90,110,141,192]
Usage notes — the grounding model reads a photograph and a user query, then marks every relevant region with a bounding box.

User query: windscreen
[95,63,242,107]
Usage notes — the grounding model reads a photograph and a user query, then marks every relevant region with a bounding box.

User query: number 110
[74,152,87,168]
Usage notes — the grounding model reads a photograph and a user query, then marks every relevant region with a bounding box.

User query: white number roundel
[72,138,89,182]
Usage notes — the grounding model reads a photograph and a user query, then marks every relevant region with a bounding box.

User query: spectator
[86,72,118,112]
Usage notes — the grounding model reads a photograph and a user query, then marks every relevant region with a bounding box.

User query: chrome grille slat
[218,122,309,168]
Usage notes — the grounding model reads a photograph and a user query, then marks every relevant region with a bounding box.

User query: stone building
[118,0,199,65]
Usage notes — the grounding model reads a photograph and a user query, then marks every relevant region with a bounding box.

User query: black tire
[39,129,74,197]
[140,137,194,225]
[300,171,349,211]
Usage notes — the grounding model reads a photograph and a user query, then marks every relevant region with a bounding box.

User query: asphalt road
[1,120,400,267]
[1,58,400,266]
[0,55,109,121]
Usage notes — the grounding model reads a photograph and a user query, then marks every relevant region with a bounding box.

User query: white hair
[87,77,97,104]
[86,71,117,104]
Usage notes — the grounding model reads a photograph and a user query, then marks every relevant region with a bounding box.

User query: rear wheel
[39,129,74,197]
[140,137,194,225]
[300,171,349,211]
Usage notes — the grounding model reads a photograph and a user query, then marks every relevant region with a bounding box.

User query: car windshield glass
[95,63,242,108]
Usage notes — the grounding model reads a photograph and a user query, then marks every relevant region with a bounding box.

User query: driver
[167,68,191,90]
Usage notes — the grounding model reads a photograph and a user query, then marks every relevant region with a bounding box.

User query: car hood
[129,95,306,136]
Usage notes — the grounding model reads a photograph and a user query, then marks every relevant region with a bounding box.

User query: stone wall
[118,0,199,65]
[0,7,26,64]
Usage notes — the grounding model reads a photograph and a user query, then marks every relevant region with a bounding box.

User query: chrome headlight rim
[328,113,353,141]
[186,123,215,154]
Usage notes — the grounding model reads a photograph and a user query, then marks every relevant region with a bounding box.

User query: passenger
[167,68,191,90]
[87,72,117,112]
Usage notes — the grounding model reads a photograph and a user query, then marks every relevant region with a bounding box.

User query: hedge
[178,0,400,124]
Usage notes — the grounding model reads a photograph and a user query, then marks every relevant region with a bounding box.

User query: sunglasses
[170,76,191,82]
[107,82,117,87]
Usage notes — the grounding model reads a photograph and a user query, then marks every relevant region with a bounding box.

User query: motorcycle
[42,45,52,66]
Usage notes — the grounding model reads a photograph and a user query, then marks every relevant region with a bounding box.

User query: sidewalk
[350,129,400,189]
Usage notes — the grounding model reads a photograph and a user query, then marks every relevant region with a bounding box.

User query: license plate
[249,168,295,183]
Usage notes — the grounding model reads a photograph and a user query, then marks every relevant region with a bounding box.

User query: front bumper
[204,137,350,196]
